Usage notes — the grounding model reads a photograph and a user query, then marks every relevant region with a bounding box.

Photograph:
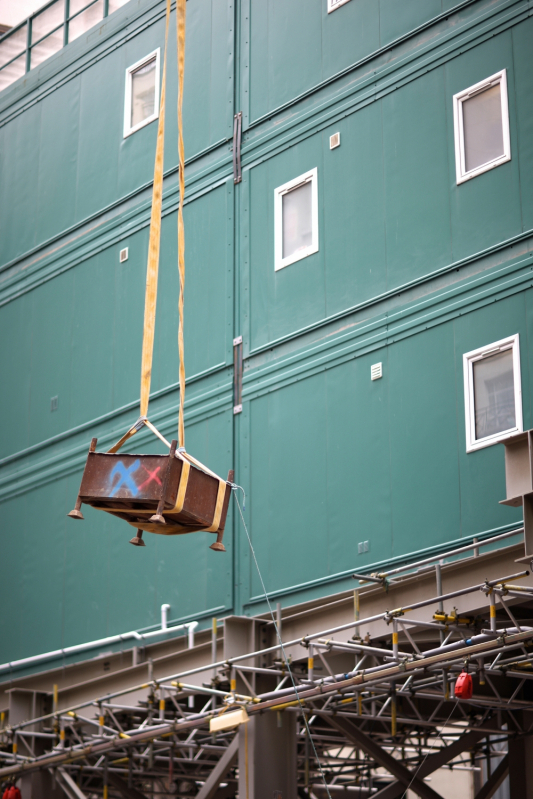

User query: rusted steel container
[69,438,232,549]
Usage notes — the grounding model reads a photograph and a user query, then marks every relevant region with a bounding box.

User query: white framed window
[463,334,522,452]
[274,168,319,271]
[328,0,352,11]
[123,49,160,138]
[453,69,511,184]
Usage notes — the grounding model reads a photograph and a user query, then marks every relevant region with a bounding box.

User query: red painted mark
[138,465,162,491]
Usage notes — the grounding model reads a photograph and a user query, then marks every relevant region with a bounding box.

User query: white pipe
[188,621,198,649]
[161,604,171,631]
[0,619,199,675]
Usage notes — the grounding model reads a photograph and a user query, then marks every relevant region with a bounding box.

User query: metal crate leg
[130,530,146,547]
[68,438,97,520]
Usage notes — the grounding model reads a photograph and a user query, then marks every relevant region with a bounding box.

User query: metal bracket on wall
[233,335,243,414]
[233,112,242,184]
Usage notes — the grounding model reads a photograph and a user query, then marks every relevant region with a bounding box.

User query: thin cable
[400,699,459,799]
[232,490,332,799]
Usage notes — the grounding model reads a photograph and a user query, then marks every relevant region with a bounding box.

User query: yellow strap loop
[176,0,187,450]
[140,0,171,419]
[140,0,187,452]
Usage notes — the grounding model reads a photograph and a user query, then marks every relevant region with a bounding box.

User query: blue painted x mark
[109,460,141,497]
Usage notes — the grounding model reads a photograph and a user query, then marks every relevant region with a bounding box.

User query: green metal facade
[0,0,531,670]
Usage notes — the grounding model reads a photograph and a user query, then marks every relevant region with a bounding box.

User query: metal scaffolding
[2,551,533,798]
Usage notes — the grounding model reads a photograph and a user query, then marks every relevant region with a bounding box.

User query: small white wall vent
[371,362,382,381]
[120,247,129,263]
[329,132,340,149]
[358,540,369,554]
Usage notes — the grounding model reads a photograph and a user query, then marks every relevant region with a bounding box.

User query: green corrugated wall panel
[322,103,386,317]
[246,0,382,124]
[249,377,329,598]
[70,252,115,429]
[180,0,234,153]
[112,226,149,411]
[512,18,533,232]
[12,480,66,660]
[249,0,323,122]
[0,103,41,264]
[0,292,33,459]
[324,349,392,574]
[28,271,76,446]
[35,77,81,248]
[446,32,522,260]
[75,48,122,222]
[378,0,442,47]
[322,0,379,80]
[382,68,452,287]
[388,323,460,556]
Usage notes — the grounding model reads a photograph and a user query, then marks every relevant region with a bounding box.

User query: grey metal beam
[474,755,509,799]
[372,719,498,799]
[322,714,445,799]
[107,772,149,799]
[55,768,88,799]
[195,734,239,799]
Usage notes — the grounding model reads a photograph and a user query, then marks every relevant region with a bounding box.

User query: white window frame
[274,168,319,271]
[453,68,511,184]
[463,334,522,453]
[328,0,352,12]
[123,49,160,138]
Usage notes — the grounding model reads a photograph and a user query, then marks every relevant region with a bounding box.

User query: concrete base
[509,734,533,798]
[238,711,297,799]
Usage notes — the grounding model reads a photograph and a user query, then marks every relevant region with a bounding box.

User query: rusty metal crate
[68,437,232,549]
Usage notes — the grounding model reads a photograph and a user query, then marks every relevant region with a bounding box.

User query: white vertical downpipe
[161,604,171,631]
[187,621,198,707]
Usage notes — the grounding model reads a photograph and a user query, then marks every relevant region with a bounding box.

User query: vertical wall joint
[234,335,243,414]
[233,112,242,184]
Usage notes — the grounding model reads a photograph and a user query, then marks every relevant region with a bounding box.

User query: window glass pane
[473,349,515,440]
[32,0,64,43]
[462,83,504,173]
[282,180,313,260]
[69,0,104,42]
[131,57,156,128]
[0,24,27,69]
[0,53,26,91]
[30,28,63,68]
[109,0,131,12]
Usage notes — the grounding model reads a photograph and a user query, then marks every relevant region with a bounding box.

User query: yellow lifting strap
[140,0,187,450]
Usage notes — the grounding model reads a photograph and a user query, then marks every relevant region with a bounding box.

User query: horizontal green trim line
[1,0,527,298]
[0,361,229,468]
[0,602,230,685]
[247,229,533,359]
[245,523,524,605]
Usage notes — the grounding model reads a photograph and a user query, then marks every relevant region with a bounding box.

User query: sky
[0,0,46,27]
